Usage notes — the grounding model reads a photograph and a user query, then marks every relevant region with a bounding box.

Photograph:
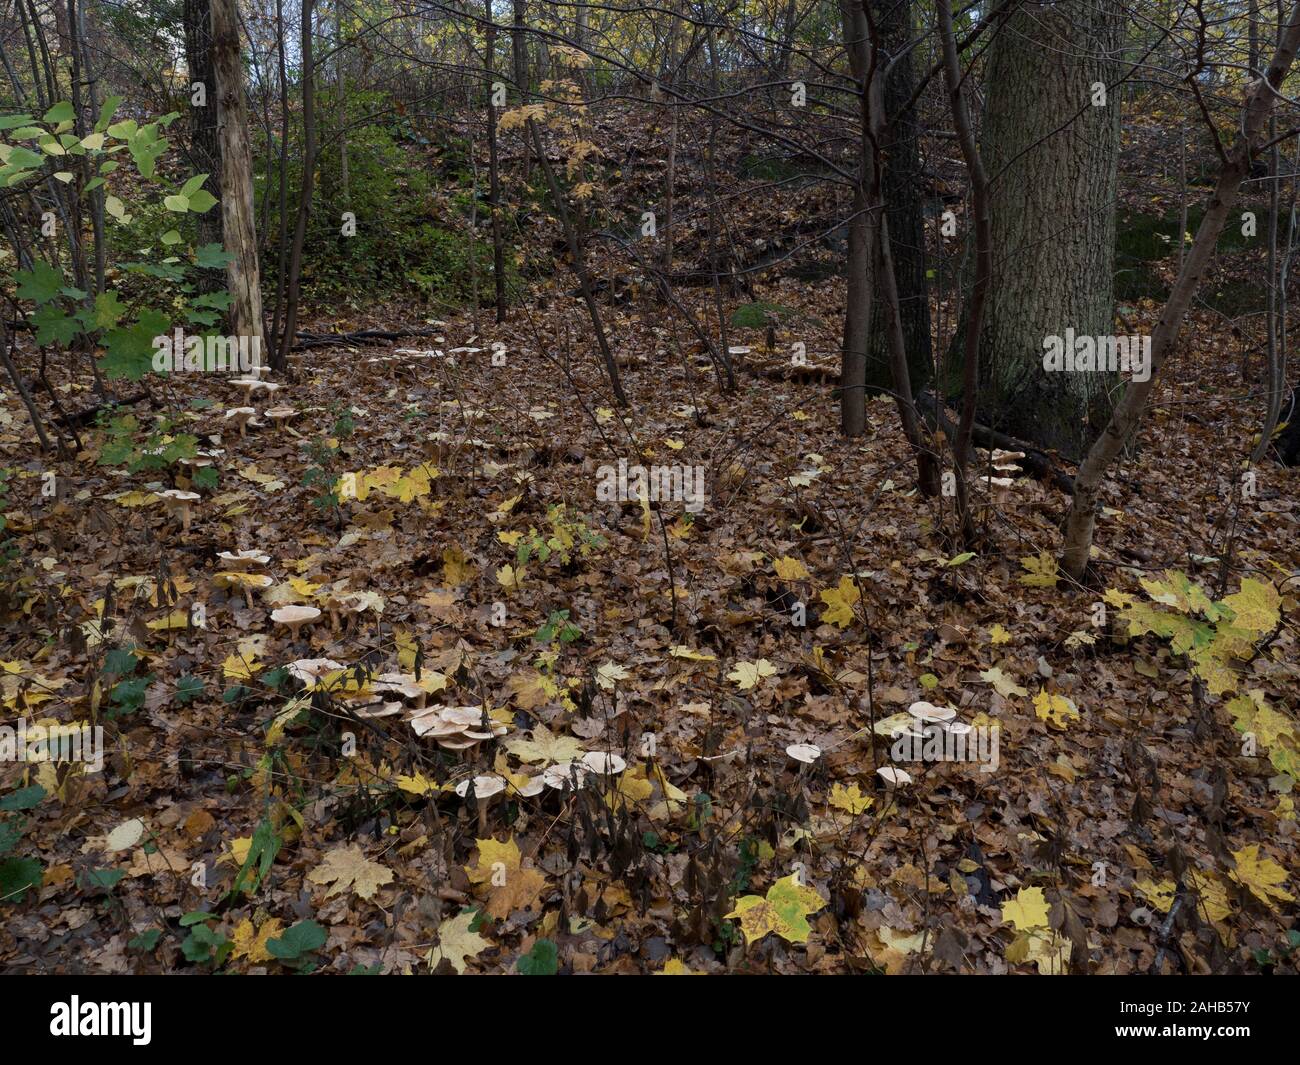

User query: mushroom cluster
[978,449,1026,500]
[409,704,509,750]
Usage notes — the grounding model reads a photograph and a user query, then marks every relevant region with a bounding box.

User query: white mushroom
[543,761,593,791]
[216,549,270,571]
[907,701,957,724]
[785,743,822,764]
[455,774,506,833]
[287,658,344,685]
[581,750,626,776]
[224,407,257,436]
[158,489,200,532]
[271,604,321,636]
[877,766,913,786]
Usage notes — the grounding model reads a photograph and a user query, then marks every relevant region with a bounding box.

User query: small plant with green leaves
[101,645,154,719]
[535,608,582,647]
[516,505,606,568]
[301,403,357,517]
[0,785,45,905]
[3,99,233,382]
[96,411,200,475]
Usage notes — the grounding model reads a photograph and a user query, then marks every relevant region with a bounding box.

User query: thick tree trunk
[863,0,930,395]
[1061,2,1300,578]
[966,0,1122,456]
[210,0,264,356]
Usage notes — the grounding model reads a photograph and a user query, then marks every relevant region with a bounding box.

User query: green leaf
[180,173,208,197]
[4,145,44,169]
[0,857,43,903]
[0,818,25,856]
[517,938,558,975]
[101,309,169,380]
[0,785,46,812]
[91,290,126,330]
[267,920,327,960]
[14,260,63,303]
[42,101,75,124]
[95,96,124,133]
[174,674,205,705]
[32,304,79,346]
[163,193,190,213]
[194,243,232,270]
[186,189,217,213]
[160,229,183,245]
[128,928,162,951]
[79,867,125,891]
[0,114,35,130]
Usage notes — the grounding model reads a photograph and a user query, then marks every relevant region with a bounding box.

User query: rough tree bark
[961,0,1123,456]
[210,0,264,356]
[1061,1,1300,578]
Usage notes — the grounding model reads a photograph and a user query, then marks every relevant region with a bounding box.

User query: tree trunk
[486,0,506,321]
[964,0,1123,456]
[184,0,222,292]
[1061,2,1300,578]
[210,0,264,356]
[273,0,316,370]
[863,0,930,395]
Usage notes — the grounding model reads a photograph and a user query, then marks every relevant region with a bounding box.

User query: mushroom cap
[438,705,488,727]
[982,476,1016,489]
[217,549,270,571]
[513,774,546,798]
[785,742,822,764]
[264,406,297,419]
[214,571,273,589]
[455,774,506,800]
[159,489,200,502]
[581,750,626,775]
[543,761,593,790]
[877,766,913,785]
[351,699,404,719]
[908,701,957,724]
[271,605,321,625]
[224,407,256,418]
[287,658,344,683]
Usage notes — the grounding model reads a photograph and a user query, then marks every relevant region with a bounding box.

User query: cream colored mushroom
[216,549,270,571]
[785,743,822,764]
[158,489,199,532]
[271,604,321,637]
[263,406,298,429]
[581,751,626,776]
[455,774,506,834]
[877,766,913,786]
[907,702,957,724]
[213,570,273,609]
[287,658,344,686]
[224,407,257,436]
[543,761,592,791]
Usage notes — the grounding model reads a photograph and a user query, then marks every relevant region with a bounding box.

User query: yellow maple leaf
[818,576,861,628]
[1001,886,1050,930]
[1230,844,1295,907]
[727,658,776,690]
[230,917,284,963]
[1221,578,1281,636]
[829,782,874,815]
[466,837,548,919]
[773,556,810,581]
[307,843,394,900]
[989,623,1012,645]
[442,547,475,586]
[1033,689,1079,729]
[725,875,827,945]
[1019,552,1059,589]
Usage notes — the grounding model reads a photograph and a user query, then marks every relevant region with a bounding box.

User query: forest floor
[0,112,1297,974]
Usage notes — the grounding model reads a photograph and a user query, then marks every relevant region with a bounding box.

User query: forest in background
[0,0,1297,976]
